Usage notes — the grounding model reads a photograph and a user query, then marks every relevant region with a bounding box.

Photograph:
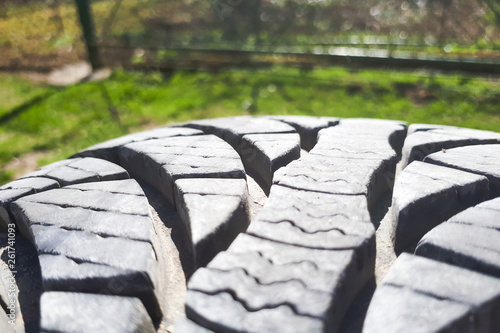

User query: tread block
[424,144,500,197]
[174,178,250,268]
[118,135,246,204]
[184,127,389,332]
[330,118,407,155]
[364,284,471,333]
[207,251,344,293]
[400,125,500,169]
[209,235,368,307]
[240,132,300,189]
[13,187,154,265]
[38,254,161,321]
[246,219,374,251]
[392,161,489,254]
[75,127,203,163]
[186,290,324,333]
[186,211,375,332]
[245,186,374,251]
[186,234,372,333]
[306,119,405,206]
[24,166,99,185]
[20,157,129,186]
[12,180,156,266]
[255,184,371,227]
[183,119,405,332]
[225,233,360,273]
[10,179,163,323]
[182,116,300,192]
[188,268,332,318]
[182,116,296,148]
[0,158,128,229]
[29,225,158,286]
[40,292,156,333]
[12,201,153,242]
[0,177,60,192]
[447,197,500,229]
[258,183,370,222]
[266,115,339,151]
[64,179,145,195]
[311,136,395,160]
[62,157,129,181]
[363,254,500,333]
[273,154,376,193]
[416,197,500,278]
[34,233,160,321]
[273,154,397,208]
[39,254,153,293]
[15,186,150,216]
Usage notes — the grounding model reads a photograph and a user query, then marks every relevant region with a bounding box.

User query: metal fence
[1,0,500,73]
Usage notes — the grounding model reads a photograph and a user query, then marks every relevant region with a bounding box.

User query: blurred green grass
[1,67,500,185]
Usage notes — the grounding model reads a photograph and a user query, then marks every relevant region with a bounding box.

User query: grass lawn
[1,67,500,185]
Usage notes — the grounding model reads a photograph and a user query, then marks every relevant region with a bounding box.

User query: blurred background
[1,0,500,184]
[2,0,500,70]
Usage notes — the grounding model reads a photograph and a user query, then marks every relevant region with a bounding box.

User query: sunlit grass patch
[0,67,499,185]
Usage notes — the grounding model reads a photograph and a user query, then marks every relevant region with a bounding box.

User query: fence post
[75,0,102,70]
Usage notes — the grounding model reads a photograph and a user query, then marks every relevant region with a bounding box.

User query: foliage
[480,0,500,24]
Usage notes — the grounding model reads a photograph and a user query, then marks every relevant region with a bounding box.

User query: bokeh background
[2,0,500,69]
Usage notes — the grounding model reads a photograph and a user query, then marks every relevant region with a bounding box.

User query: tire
[0,116,499,333]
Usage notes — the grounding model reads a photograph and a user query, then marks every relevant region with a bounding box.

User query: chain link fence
[1,0,500,72]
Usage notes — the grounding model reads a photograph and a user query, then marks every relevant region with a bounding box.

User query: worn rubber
[0,116,499,333]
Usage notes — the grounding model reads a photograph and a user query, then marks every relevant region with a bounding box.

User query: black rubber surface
[0,116,499,333]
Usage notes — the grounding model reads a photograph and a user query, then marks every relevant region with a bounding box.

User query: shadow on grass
[0,79,125,128]
[0,91,57,125]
